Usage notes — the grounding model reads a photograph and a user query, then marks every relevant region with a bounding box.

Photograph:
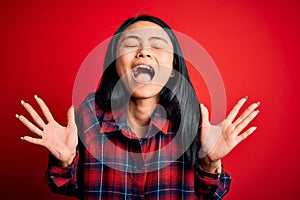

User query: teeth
[132,64,155,81]
[141,65,151,70]
[133,65,152,71]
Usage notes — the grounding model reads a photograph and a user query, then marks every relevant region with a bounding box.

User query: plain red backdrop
[1,0,299,199]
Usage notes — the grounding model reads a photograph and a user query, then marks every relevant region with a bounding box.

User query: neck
[128,96,158,126]
[126,96,158,138]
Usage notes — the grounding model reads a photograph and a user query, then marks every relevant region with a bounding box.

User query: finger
[16,114,43,137]
[235,110,259,134]
[34,95,55,122]
[200,104,210,127]
[21,100,46,129]
[236,126,257,144]
[67,106,76,127]
[21,136,44,146]
[226,96,248,123]
[232,102,260,127]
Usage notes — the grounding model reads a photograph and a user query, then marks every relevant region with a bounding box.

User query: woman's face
[116,21,174,100]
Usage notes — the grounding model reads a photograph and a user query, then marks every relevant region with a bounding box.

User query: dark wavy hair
[95,15,200,166]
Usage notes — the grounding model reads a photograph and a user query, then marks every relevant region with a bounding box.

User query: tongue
[135,73,151,82]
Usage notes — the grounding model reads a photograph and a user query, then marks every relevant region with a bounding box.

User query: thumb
[200,104,210,127]
[67,105,75,127]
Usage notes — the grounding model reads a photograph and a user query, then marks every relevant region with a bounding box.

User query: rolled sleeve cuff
[47,151,79,187]
[195,167,231,199]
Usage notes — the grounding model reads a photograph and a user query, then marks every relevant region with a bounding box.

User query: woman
[17,15,260,199]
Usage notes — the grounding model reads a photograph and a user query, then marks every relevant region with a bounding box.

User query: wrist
[199,157,222,174]
[61,150,77,168]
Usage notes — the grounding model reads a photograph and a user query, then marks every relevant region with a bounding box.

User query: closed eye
[120,36,139,48]
[151,45,162,49]
[124,45,138,48]
[151,41,168,50]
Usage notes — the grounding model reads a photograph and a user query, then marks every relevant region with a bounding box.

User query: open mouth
[132,64,155,83]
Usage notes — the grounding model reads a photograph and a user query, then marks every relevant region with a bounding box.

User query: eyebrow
[120,35,169,44]
[149,36,169,44]
[120,35,139,43]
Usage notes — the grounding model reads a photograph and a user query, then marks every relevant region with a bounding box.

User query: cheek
[158,53,174,71]
[115,55,131,77]
[159,52,173,65]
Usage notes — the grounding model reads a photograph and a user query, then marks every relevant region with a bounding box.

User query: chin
[130,87,161,100]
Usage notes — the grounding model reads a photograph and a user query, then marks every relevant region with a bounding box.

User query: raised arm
[16,95,78,167]
[199,96,260,171]
[195,96,260,199]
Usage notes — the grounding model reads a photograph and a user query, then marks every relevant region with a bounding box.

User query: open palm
[199,97,260,162]
[17,95,78,166]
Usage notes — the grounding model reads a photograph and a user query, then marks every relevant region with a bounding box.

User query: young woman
[17,15,260,199]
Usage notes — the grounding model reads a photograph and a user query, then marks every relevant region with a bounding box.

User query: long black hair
[95,15,201,166]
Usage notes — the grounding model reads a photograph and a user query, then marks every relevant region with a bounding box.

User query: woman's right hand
[16,95,78,167]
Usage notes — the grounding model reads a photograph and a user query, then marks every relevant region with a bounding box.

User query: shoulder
[76,93,105,120]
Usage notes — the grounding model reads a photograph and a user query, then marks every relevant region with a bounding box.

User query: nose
[136,48,152,59]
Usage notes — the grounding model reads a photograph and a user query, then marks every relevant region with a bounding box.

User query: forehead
[120,21,171,41]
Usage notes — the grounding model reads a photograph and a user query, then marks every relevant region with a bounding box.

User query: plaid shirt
[47,94,231,199]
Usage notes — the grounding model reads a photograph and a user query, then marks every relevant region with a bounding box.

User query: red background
[1,0,300,199]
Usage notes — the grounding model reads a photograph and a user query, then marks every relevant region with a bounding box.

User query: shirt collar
[100,104,170,138]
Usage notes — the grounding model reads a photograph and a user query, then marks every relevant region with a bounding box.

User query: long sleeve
[195,167,231,199]
[46,104,87,198]
[45,94,98,198]
[46,149,82,197]
[45,99,91,198]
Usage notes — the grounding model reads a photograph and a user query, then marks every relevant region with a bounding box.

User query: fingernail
[244,96,248,100]
[34,94,38,99]
[21,100,25,105]
[256,101,260,106]
[15,114,20,119]
[256,110,260,114]
[253,126,257,130]
[20,136,24,140]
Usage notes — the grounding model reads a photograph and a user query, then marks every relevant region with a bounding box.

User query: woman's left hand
[199,97,260,171]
